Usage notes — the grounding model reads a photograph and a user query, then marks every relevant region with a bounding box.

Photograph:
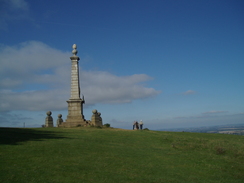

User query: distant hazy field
[0,127,243,183]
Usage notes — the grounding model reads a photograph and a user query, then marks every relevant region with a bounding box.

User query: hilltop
[0,127,243,183]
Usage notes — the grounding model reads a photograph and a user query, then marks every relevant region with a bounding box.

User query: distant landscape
[160,124,244,135]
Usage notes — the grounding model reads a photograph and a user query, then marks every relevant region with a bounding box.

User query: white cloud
[182,90,196,95]
[174,110,229,119]
[81,71,160,104]
[0,41,161,112]
[0,89,69,111]
[0,41,70,75]
[202,110,228,115]
[8,0,29,10]
[0,0,30,30]
[151,112,244,130]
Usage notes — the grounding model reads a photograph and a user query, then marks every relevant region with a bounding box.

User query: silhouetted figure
[135,121,139,130]
[133,121,136,130]
[139,120,143,130]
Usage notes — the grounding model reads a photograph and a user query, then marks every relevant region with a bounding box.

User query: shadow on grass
[0,128,68,145]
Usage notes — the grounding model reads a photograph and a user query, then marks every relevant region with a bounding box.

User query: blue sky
[0,0,243,130]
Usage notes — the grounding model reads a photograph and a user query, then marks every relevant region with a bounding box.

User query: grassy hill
[0,127,243,183]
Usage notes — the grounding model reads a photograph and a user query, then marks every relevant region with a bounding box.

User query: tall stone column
[69,45,81,100]
[62,44,86,127]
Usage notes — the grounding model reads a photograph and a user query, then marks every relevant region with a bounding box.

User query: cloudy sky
[0,0,243,130]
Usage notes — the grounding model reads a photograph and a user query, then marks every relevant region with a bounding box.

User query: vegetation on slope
[0,127,243,183]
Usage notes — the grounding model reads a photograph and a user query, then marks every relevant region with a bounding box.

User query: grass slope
[0,127,243,183]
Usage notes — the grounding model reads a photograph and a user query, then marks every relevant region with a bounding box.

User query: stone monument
[91,109,103,127]
[56,114,63,127]
[97,112,103,125]
[59,44,86,127]
[45,111,53,127]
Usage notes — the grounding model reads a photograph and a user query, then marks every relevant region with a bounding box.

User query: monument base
[59,99,86,127]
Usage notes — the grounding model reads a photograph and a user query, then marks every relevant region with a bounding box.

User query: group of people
[133,120,143,130]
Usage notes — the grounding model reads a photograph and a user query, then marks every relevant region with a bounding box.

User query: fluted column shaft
[70,56,80,100]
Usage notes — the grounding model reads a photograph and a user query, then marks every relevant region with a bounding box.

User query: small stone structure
[91,109,103,127]
[97,112,103,125]
[45,111,53,127]
[56,114,63,127]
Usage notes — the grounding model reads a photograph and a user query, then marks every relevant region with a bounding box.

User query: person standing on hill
[139,120,143,130]
[135,121,139,130]
[133,121,136,130]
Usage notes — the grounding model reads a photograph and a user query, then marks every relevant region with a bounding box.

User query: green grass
[0,127,244,183]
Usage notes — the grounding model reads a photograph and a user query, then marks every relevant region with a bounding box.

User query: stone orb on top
[72,44,78,56]
[46,111,52,116]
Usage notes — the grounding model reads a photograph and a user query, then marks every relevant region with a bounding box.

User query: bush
[143,128,149,131]
[103,123,110,128]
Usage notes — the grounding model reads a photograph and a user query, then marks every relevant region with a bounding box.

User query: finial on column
[72,44,78,56]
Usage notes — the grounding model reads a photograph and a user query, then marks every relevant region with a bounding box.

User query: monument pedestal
[59,99,86,127]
